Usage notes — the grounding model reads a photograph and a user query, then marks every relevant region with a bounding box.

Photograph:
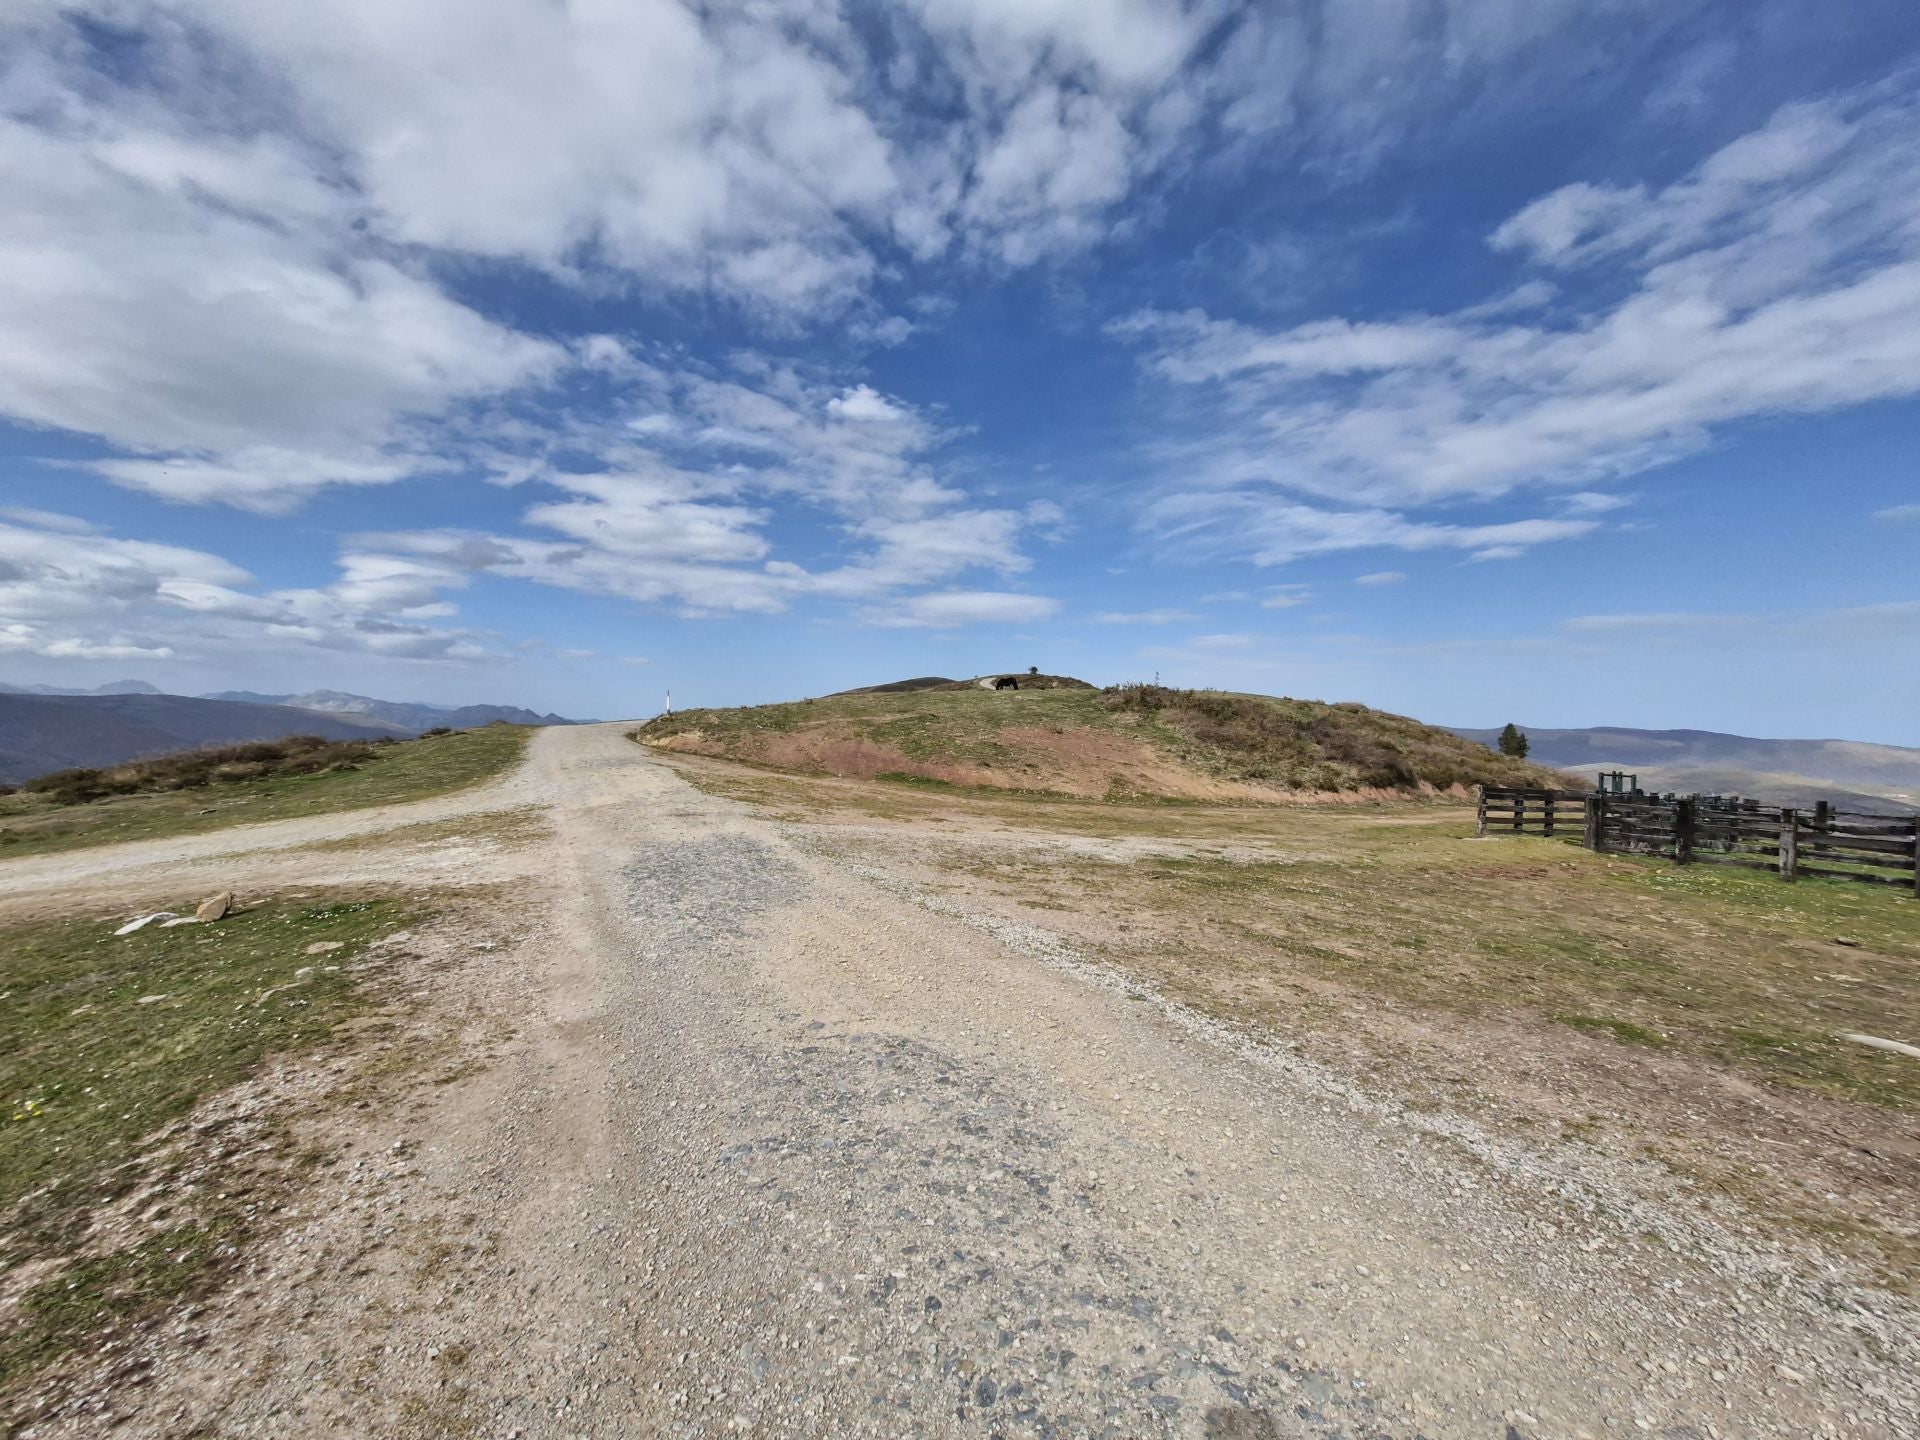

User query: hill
[199,689,582,731]
[828,676,958,696]
[637,683,1567,801]
[1451,725,1920,813]
[0,694,411,787]
[829,673,1095,696]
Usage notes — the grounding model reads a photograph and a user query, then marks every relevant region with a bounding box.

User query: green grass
[1556,1014,1669,1047]
[874,771,961,791]
[295,803,552,854]
[0,894,421,1395]
[0,724,531,859]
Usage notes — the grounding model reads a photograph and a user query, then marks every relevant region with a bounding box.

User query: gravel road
[13,723,1915,1438]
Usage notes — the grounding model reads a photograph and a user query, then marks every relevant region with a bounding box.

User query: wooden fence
[1479,787,1920,894]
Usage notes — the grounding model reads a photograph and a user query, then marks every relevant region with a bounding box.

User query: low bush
[20,734,386,806]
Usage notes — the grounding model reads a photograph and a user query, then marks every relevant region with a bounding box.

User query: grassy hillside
[636,683,1568,801]
[0,724,530,858]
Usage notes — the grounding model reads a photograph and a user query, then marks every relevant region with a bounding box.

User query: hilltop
[829,673,1095,696]
[637,681,1567,800]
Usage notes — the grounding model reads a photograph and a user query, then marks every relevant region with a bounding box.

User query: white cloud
[1875,503,1920,522]
[1563,611,1738,632]
[0,0,1832,672]
[1354,571,1406,585]
[0,507,96,534]
[826,385,910,423]
[0,26,566,510]
[89,451,425,515]
[1563,601,1920,640]
[1560,491,1630,515]
[524,469,771,566]
[0,0,1728,538]
[341,361,1057,620]
[1142,492,1598,566]
[1116,86,1920,556]
[1091,608,1200,625]
[832,509,1032,593]
[3,1,1671,350]
[0,515,496,666]
[858,590,1060,628]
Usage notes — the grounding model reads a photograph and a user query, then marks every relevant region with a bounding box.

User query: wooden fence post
[1476,786,1488,837]
[1584,794,1604,852]
[1674,797,1695,865]
[1912,816,1919,897]
[1779,808,1798,882]
[1544,793,1556,837]
[1512,792,1524,833]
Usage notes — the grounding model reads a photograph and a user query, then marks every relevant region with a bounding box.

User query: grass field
[0,894,423,1397]
[0,724,531,860]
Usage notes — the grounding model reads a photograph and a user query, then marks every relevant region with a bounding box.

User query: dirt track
[9,723,1916,1438]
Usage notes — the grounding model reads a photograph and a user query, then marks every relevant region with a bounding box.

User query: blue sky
[3,1,1919,739]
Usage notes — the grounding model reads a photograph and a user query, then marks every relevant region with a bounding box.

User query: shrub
[421,726,453,737]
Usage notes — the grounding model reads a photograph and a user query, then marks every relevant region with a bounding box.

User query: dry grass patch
[297,804,552,855]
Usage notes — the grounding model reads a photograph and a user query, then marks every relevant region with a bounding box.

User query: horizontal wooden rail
[1477,786,1919,895]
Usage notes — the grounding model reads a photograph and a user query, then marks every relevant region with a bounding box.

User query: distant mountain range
[0,684,585,787]
[200,689,579,732]
[1451,725,1920,814]
[0,679,165,696]
[0,694,409,786]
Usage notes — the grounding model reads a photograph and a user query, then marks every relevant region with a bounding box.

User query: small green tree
[1497,722,1530,759]
[1028,665,1039,676]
